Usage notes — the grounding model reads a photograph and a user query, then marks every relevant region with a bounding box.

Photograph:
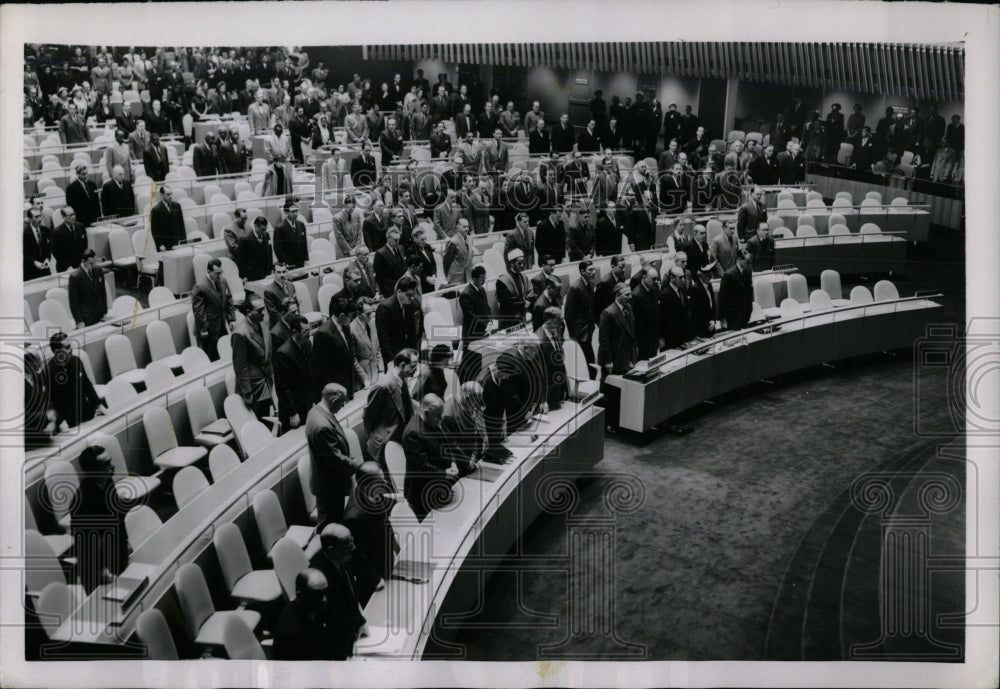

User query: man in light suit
[442,217,476,286]
[312,296,369,402]
[503,212,535,269]
[332,195,364,258]
[127,120,149,161]
[103,129,133,183]
[273,314,313,433]
[306,383,362,528]
[709,218,741,277]
[736,185,768,241]
[346,246,377,298]
[247,89,272,135]
[598,283,638,434]
[58,102,90,144]
[433,189,462,239]
[191,257,236,361]
[363,348,419,466]
[351,298,382,385]
[485,127,509,174]
[231,294,274,420]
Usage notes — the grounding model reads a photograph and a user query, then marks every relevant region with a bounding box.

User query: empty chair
[776,198,796,211]
[779,298,803,318]
[45,287,71,314]
[213,523,282,604]
[35,581,81,639]
[143,406,208,471]
[297,455,318,524]
[828,213,847,229]
[785,273,810,306]
[271,536,309,601]
[776,192,794,204]
[105,334,147,387]
[146,320,185,371]
[25,530,83,601]
[384,441,407,495]
[252,489,316,559]
[309,249,332,265]
[797,214,815,228]
[222,615,266,660]
[835,191,853,203]
[311,237,336,258]
[859,223,881,234]
[860,198,880,209]
[820,270,851,306]
[173,466,210,509]
[219,257,245,304]
[180,346,212,375]
[772,227,793,239]
[29,320,55,339]
[809,289,835,311]
[38,300,75,332]
[805,191,823,203]
[192,253,212,286]
[211,212,232,239]
[748,302,766,324]
[293,281,323,325]
[321,272,343,290]
[88,431,161,502]
[225,370,236,395]
[865,191,883,204]
[208,444,241,482]
[110,295,142,319]
[187,386,233,448]
[796,225,818,238]
[890,196,909,207]
[312,207,333,224]
[104,376,139,408]
[726,130,745,143]
[831,197,852,210]
[240,420,275,451]
[806,198,826,211]
[850,286,874,305]
[224,394,258,456]
[837,142,854,166]
[752,277,782,318]
[24,506,71,559]
[344,426,364,462]
[873,280,900,301]
[316,284,338,317]
[136,608,179,660]
[131,231,160,289]
[43,460,78,530]
[766,217,785,232]
[108,228,137,269]
[125,505,163,551]
[216,334,233,361]
[563,339,600,399]
[147,286,177,308]
[174,563,260,648]
[829,224,850,236]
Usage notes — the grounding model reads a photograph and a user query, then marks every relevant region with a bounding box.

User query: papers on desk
[390,559,432,584]
[468,462,504,483]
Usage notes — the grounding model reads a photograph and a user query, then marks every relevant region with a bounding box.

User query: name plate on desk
[499,322,528,335]
[579,391,602,408]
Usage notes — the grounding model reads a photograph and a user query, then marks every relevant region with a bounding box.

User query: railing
[805,160,964,200]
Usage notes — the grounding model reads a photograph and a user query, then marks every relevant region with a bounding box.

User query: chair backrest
[384,441,407,493]
[828,213,846,229]
[132,229,158,261]
[213,522,253,593]
[806,198,826,210]
[25,530,67,593]
[796,214,815,228]
[311,237,336,257]
[829,224,850,236]
[873,280,899,301]
[252,489,288,554]
[891,196,908,207]
[30,320,56,339]
[796,225,817,238]
[105,376,139,408]
[779,298,803,319]
[224,394,256,441]
[766,217,785,232]
[296,454,317,518]
[831,197,852,209]
[36,581,76,639]
[835,191,853,203]
[181,346,211,375]
[776,198,796,210]
[142,406,179,459]
[865,191,883,203]
[147,286,176,308]
[316,284,338,316]
[293,281,315,312]
[185,386,219,435]
[209,444,241,482]
[111,295,142,319]
[805,191,823,203]
[174,466,209,510]
[226,370,237,395]
[136,608,179,660]
[175,563,215,636]
[125,505,163,551]
[146,320,178,361]
[860,198,880,209]
[859,223,881,234]
[192,253,212,286]
[108,228,134,261]
[321,273,344,291]
[44,460,79,525]
[216,333,233,361]
[563,338,591,379]
[749,302,765,323]
[86,431,129,483]
[809,289,834,311]
[144,361,175,393]
[820,270,843,300]
[752,277,777,309]
[45,287,71,314]
[772,228,793,239]
[240,420,274,452]
[849,286,874,305]
[223,615,266,660]
[38,300,75,332]
[271,536,309,602]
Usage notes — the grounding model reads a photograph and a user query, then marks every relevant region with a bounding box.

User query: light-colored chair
[873,280,900,302]
[110,295,142,319]
[174,466,210,510]
[796,214,815,228]
[143,406,208,471]
[271,536,309,601]
[563,339,600,399]
[222,615,266,660]
[108,227,136,269]
[786,274,810,306]
[835,191,853,203]
[186,386,233,448]
[850,286,874,305]
[125,505,163,551]
[859,223,881,234]
[213,523,282,604]
[796,226,818,238]
[753,277,782,318]
[38,300,75,332]
[104,376,139,408]
[131,230,160,289]
[143,360,175,393]
[829,224,850,236]
[865,191,883,204]
[252,489,317,559]
[779,298,803,319]
[88,431,161,503]
[820,269,851,306]
[146,320,185,371]
[217,333,233,362]
[174,563,260,648]
[35,581,82,639]
[192,253,212,287]
[809,289,834,311]
[240,420,276,452]
[45,287,71,315]
[180,346,212,375]
[208,444,241,482]
[297,455,318,525]
[25,530,84,601]
[147,286,177,308]
[24,506,71,559]
[135,609,179,660]
[43,460,78,530]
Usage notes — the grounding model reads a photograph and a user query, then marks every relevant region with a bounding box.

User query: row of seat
[775,195,910,212]
[771,222,887,239]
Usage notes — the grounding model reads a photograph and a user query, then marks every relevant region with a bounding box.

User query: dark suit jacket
[350,154,378,188]
[363,374,413,458]
[46,354,102,428]
[528,128,551,155]
[378,129,403,167]
[23,223,51,280]
[719,265,753,330]
[231,318,273,405]
[305,400,356,524]
[593,273,626,324]
[67,266,107,326]
[192,142,218,176]
[372,243,406,297]
[273,218,308,268]
[658,174,688,214]
[273,336,313,423]
[459,283,491,345]
[51,220,88,271]
[564,278,595,345]
[236,231,274,281]
[776,151,798,185]
[531,291,562,333]
[454,112,473,138]
[659,284,689,349]
[534,328,568,408]
[594,214,623,256]
[99,180,136,220]
[65,178,102,227]
[748,155,779,186]
[311,319,366,401]
[687,278,717,339]
[631,283,660,360]
[149,200,186,250]
[142,143,170,182]
[577,129,602,153]
[342,475,398,582]
[598,303,638,374]
[402,414,454,519]
[495,272,530,327]
[736,200,768,241]
[375,295,422,366]
[551,124,576,153]
[262,278,297,325]
[191,276,235,350]
[273,598,342,660]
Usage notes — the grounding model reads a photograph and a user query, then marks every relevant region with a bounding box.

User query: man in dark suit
[191,132,218,177]
[142,132,170,182]
[775,140,802,185]
[744,223,775,272]
[631,266,662,360]
[191,257,235,361]
[149,186,186,251]
[593,255,629,321]
[362,202,388,253]
[534,308,569,410]
[262,262,298,324]
[749,144,779,185]
[551,114,576,154]
[23,208,51,280]
[99,165,136,220]
[307,525,372,657]
[476,102,501,139]
[269,297,300,352]
[429,120,452,159]
[564,260,599,374]
[597,283,638,434]
[659,266,690,350]
[372,226,406,297]
[58,101,90,144]
[232,294,274,420]
[454,103,474,139]
[430,86,451,123]
[402,394,459,521]
[495,249,531,328]
[719,248,754,330]
[143,99,172,136]
[65,165,101,228]
[363,348,419,464]
[379,117,404,168]
[273,569,342,660]
[273,202,308,269]
[594,202,624,257]
[736,186,768,241]
[350,141,378,188]
[343,462,399,583]
[46,332,106,430]
[687,261,719,339]
[658,163,688,215]
[273,314,313,433]
[945,114,964,152]
[375,276,422,367]
[236,216,274,281]
[852,126,877,171]
[531,276,563,333]
[49,207,87,272]
[533,209,566,265]
[577,119,602,153]
[67,250,108,328]
[306,383,362,527]
[313,296,369,403]
[684,224,710,275]
[528,119,551,155]
[458,265,492,383]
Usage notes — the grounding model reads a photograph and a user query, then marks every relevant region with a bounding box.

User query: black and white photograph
[1,2,997,688]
